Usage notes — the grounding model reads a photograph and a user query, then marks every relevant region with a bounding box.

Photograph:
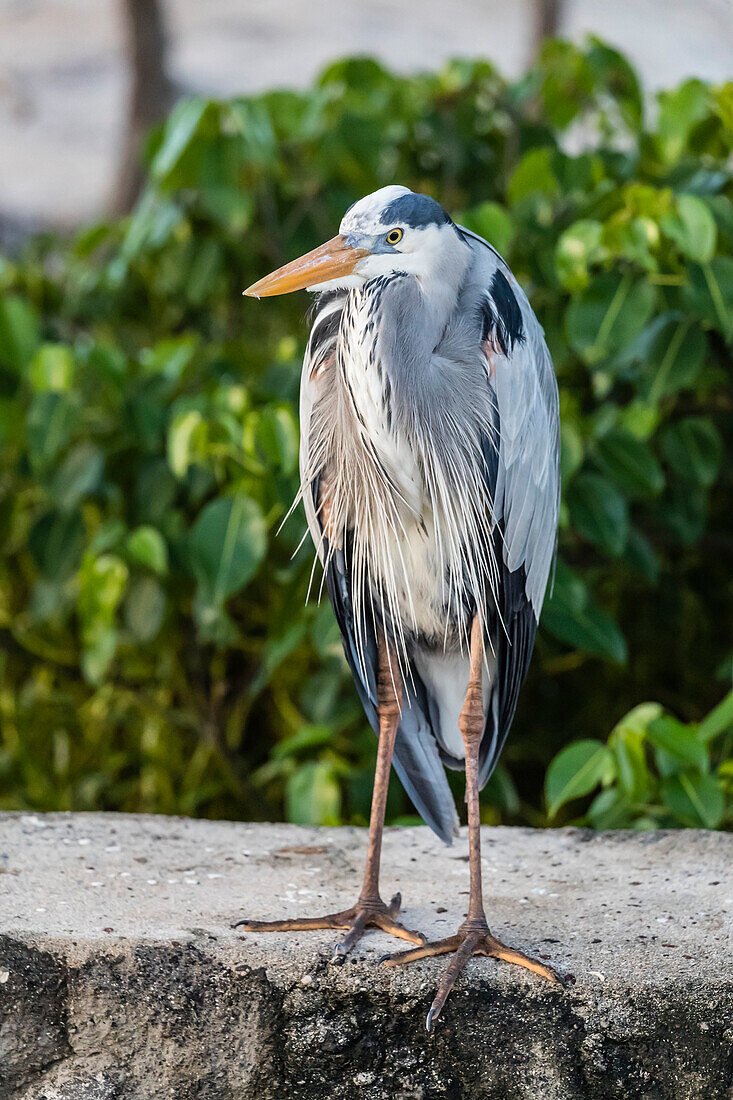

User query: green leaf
[167,409,204,478]
[78,553,129,622]
[566,274,656,366]
[481,765,520,815]
[253,406,299,474]
[28,509,86,580]
[542,562,627,663]
[285,761,342,826]
[135,458,178,525]
[555,220,605,291]
[50,442,104,511]
[662,194,717,263]
[140,336,198,381]
[697,690,733,744]
[190,593,239,647]
[273,725,333,760]
[610,724,652,801]
[124,575,166,643]
[26,393,79,474]
[187,496,267,604]
[126,526,169,575]
[594,430,664,498]
[560,421,584,482]
[78,553,129,685]
[586,38,643,128]
[566,472,629,556]
[545,739,614,819]
[653,481,706,545]
[200,187,253,233]
[311,601,343,660]
[661,773,724,829]
[623,527,660,583]
[186,241,223,306]
[643,318,706,401]
[151,97,210,182]
[508,148,559,205]
[587,787,634,830]
[248,619,308,701]
[660,417,723,487]
[611,701,662,738]
[656,80,710,164]
[459,203,514,255]
[29,344,75,393]
[682,258,733,340]
[647,716,709,772]
[0,294,40,374]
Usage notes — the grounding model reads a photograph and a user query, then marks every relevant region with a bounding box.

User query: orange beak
[244,235,369,297]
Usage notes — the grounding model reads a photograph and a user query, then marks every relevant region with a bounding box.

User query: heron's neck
[339,243,471,435]
[414,247,472,349]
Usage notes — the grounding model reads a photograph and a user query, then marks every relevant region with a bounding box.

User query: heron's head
[244,186,467,298]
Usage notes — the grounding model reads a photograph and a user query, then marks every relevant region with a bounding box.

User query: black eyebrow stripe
[379,193,451,229]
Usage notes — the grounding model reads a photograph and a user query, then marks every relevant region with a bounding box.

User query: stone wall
[1,813,731,1098]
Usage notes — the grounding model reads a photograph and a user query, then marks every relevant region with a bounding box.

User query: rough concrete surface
[0,813,731,1099]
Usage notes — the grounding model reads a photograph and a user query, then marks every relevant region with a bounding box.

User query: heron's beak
[244,235,369,297]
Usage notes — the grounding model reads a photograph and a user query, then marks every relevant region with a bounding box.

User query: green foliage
[546,690,733,828]
[0,41,731,829]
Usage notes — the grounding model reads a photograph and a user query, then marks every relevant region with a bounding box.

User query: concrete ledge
[1,813,731,1099]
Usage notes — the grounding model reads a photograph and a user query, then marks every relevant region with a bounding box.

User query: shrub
[0,40,730,827]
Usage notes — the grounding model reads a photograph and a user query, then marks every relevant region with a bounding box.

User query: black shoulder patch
[379,193,451,230]
[488,270,525,355]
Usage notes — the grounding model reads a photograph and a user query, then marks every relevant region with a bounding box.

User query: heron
[238,185,562,1028]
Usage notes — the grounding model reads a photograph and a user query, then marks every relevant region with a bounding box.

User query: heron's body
[240,186,564,1027]
[300,207,559,840]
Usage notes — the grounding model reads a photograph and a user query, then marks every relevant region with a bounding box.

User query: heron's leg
[381,615,563,1030]
[234,634,425,957]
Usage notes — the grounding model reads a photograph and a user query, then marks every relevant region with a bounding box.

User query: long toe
[426,934,481,1031]
[481,933,564,984]
[380,935,460,967]
[373,911,427,945]
[233,913,351,933]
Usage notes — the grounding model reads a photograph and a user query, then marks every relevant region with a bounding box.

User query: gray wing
[457,226,561,784]
[299,296,460,844]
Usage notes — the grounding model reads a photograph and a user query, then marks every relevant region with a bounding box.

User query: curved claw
[332,912,367,960]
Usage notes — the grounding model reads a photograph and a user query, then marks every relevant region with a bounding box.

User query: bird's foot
[234,892,425,961]
[381,919,564,1030]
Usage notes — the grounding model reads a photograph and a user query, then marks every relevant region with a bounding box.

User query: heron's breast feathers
[303,283,502,664]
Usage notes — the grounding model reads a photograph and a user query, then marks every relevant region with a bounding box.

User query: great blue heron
[238,186,563,1028]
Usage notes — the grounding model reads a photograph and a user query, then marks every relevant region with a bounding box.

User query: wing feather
[458,227,560,786]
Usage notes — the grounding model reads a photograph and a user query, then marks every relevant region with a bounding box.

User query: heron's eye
[385,228,403,245]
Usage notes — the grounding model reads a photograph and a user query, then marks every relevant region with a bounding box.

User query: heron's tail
[392,681,460,845]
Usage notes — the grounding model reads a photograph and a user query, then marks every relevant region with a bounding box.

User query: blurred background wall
[1,0,732,234]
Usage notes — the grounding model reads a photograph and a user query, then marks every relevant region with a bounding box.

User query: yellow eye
[386,228,403,245]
